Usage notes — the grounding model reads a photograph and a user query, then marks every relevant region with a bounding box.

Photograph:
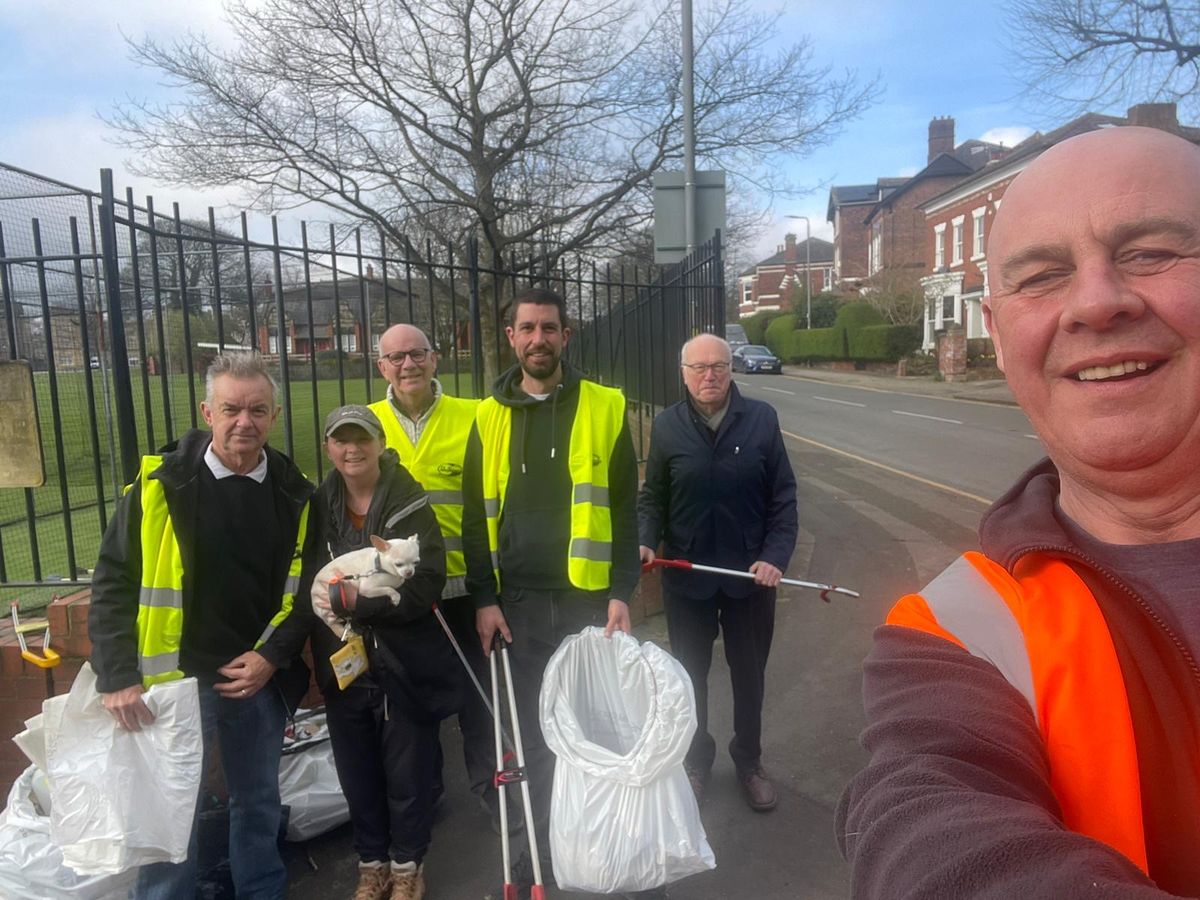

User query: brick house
[737,233,834,318]
[918,103,1200,353]
[826,179,906,291]
[863,119,1007,288]
[827,118,1007,295]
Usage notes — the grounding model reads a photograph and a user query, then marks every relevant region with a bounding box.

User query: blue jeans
[135,682,288,900]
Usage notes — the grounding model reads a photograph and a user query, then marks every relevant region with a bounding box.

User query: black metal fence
[0,164,724,594]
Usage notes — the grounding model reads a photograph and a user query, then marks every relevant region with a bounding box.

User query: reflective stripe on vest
[475,380,625,591]
[887,550,1149,873]
[133,455,310,687]
[370,395,478,578]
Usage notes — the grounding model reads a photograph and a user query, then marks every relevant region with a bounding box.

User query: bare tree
[107,0,875,375]
[1008,1,1200,116]
[864,268,925,325]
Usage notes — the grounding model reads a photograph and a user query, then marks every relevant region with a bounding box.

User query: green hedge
[848,324,922,362]
[743,310,780,345]
[764,314,798,358]
[763,301,919,363]
[789,326,843,361]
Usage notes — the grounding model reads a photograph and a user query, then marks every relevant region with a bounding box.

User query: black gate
[0,164,724,595]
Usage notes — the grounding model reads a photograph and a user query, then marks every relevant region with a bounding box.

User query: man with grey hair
[90,350,319,899]
[638,331,798,813]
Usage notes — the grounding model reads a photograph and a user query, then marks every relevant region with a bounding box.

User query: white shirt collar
[204,441,268,483]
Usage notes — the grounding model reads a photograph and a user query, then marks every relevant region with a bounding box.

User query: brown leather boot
[737,764,778,812]
[388,862,425,900]
[353,862,392,900]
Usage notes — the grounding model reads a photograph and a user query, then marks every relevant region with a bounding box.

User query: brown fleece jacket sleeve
[837,625,1175,900]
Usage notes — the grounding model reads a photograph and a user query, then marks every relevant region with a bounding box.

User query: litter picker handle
[641,557,861,600]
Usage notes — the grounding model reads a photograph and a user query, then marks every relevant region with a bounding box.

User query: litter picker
[491,633,545,900]
[642,558,860,601]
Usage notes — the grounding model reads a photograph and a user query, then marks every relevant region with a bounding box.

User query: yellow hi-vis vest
[369,394,479,578]
[474,380,625,592]
[132,455,310,687]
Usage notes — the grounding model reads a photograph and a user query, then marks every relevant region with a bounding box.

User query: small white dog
[312,534,421,634]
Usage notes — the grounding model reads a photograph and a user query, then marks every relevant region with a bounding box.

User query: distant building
[737,233,834,318]
[918,102,1200,351]
[827,117,1007,294]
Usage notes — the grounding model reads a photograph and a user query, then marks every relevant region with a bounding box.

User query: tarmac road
[287,371,1044,899]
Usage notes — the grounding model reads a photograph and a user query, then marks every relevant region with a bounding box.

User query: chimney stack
[1126,102,1179,132]
[928,116,955,162]
[784,232,797,263]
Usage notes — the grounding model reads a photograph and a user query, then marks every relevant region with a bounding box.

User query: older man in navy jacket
[638,333,798,812]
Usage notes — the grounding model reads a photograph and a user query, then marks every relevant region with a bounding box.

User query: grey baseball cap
[324,404,384,439]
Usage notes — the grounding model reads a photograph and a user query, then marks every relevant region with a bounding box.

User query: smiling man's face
[984,126,1200,481]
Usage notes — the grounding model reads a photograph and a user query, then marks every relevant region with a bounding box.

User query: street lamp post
[786,215,812,328]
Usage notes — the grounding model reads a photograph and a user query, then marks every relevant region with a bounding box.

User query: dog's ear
[370,534,390,553]
[407,533,418,543]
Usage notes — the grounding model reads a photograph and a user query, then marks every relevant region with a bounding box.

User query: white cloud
[979,125,1036,148]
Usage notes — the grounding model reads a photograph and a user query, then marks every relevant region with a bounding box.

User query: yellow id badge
[330,633,368,690]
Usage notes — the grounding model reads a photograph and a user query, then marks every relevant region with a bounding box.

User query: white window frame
[971,206,986,260]
[869,220,882,275]
[823,267,832,291]
[951,215,965,266]
[934,223,947,269]
[339,332,357,352]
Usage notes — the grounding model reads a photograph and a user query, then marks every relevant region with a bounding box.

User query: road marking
[781,430,992,506]
[735,380,751,388]
[1025,434,1040,440]
[782,373,1016,409]
[813,395,866,408]
[761,386,795,396]
[892,409,963,425]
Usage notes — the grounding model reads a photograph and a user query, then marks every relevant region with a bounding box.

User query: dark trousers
[497,586,609,862]
[440,594,498,797]
[324,680,439,865]
[664,585,776,773]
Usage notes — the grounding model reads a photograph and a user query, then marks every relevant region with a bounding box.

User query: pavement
[780,365,1018,406]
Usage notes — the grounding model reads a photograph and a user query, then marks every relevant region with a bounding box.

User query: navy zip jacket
[638,383,798,599]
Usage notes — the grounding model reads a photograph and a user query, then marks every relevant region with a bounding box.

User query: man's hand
[215,650,277,700]
[103,684,156,732]
[749,560,783,587]
[476,604,511,655]
[639,545,656,567]
[605,599,632,638]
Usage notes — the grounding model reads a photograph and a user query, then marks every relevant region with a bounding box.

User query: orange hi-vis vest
[888,550,1149,874]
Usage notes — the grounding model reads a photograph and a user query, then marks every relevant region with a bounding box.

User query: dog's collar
[339,551,385,581]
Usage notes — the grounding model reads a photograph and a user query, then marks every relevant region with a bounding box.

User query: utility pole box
[653,171,726,264]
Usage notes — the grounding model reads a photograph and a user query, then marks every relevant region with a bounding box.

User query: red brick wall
[925,175,1016,290]
[937,325,968,381]
[876,174,968,274]
[835,203,872,282]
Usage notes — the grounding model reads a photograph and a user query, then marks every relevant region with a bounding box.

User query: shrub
[789,326,843,362]
[832,301,885,330]
[848,324,922,362]
[764,314,798,358]
[743,310,779,345]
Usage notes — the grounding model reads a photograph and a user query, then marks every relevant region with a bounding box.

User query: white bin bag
[539,627,715,893]
[43,663,203,875]
[279,710,351,841]
[0,765,136,899]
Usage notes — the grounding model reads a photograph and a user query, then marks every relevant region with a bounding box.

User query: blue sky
[0,1,1114,260]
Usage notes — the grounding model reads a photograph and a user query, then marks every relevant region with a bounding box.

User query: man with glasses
[638,332,797,812]
[367,324,498,830]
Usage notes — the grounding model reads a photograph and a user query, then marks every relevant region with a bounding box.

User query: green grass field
[1,365,478,607]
